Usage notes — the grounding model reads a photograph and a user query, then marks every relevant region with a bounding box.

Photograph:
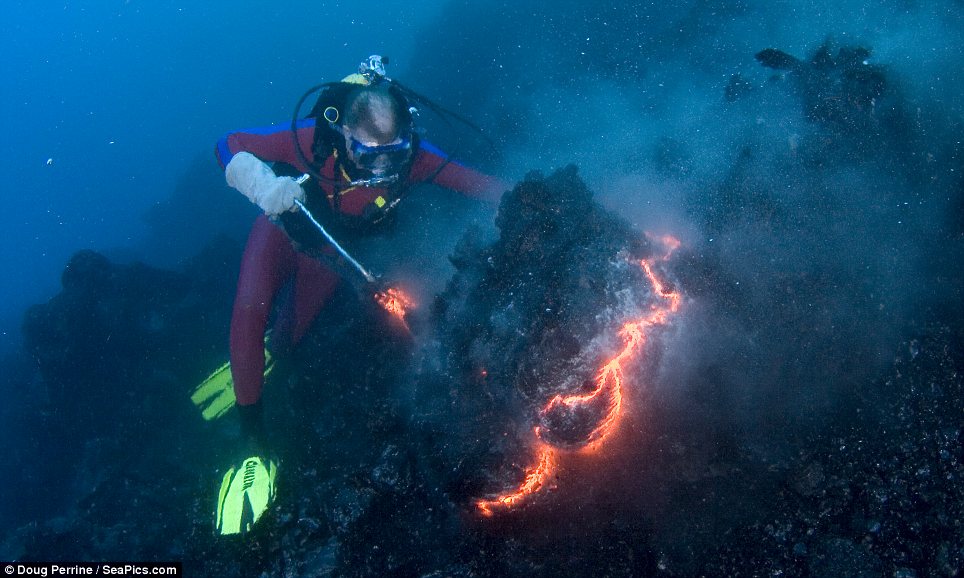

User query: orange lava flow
[477,446,556,517]
[374,287,415,330]
[475,234,682,516]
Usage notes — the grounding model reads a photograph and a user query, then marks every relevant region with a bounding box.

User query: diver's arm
[225,152,305,216]
[215,122,319,215]
[214,119,317,171]
[409,141,508,202]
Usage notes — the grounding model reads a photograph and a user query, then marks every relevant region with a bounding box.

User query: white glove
[225,152,305,216]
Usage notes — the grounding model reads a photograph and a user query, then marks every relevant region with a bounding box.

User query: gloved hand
[225,152,304,216]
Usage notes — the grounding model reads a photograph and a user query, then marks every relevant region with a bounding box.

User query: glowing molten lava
[477,448,556,517]
[476,234,682,516]
[374,287,415,330]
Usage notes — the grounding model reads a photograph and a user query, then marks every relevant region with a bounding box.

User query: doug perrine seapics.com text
[3,563,181,577]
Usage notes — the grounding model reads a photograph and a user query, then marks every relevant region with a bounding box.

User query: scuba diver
[203,56,506,536]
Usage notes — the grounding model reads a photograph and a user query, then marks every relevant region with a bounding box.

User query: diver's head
[340,85,413,176]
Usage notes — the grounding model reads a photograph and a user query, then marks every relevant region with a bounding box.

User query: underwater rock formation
[421,166,678,510]
[5,239,240,548]
[4,166,962,577]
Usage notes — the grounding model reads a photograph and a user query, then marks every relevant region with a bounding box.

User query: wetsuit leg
[230,215,297,406]
[290,252,342,345]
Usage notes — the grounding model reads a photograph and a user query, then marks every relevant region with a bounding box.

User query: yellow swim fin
[215,456,278,536]
[191,348,274,421]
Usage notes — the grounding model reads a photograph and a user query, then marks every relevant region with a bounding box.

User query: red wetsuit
[216,120,504,406]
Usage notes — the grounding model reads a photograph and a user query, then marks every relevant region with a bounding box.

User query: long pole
[292,194,377,284]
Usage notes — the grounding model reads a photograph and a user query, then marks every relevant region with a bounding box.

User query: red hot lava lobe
[476,234,682,517]
[374,287,415,330]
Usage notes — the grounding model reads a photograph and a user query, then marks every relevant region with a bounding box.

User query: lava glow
[476,448,556,517]
[476,235,682,516]
[374,287,415,330]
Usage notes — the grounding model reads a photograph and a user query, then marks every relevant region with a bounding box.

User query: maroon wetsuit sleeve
[214,120,317,171]
[408,141,509,202]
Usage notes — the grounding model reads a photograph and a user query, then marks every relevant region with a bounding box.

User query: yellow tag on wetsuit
[374,196,386,208]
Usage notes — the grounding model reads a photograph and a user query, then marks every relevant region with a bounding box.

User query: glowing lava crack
[476,235,682,517]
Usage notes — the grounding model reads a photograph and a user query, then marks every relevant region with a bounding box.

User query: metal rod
[292,194,377,284]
